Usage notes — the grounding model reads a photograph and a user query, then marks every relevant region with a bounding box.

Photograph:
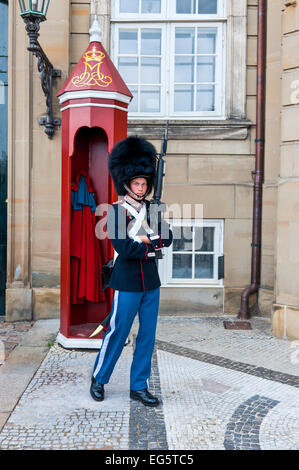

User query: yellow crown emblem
[83,47,105,63]
[72,47,112,88]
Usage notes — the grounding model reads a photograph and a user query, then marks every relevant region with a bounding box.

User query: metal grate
[223,320,252,330]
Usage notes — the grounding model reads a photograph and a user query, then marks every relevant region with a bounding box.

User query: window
[176,0,218,14]
[159,219,224,286]
[117,27,163,113]
[111,0,226,119]
[173,26,219,113]
[119,0,162,14]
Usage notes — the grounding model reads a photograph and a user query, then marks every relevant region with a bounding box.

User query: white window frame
[168,0,226,18]
[159,219,224,287]
[113,0,166,19]
[169,22,225,118]
[113,24,166,117]
[112,0,227,20]
[111,0,227,119]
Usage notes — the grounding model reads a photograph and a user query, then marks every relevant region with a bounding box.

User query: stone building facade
[3,0,299,340]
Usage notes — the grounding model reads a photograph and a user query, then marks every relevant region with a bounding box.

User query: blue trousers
[93,288,160,391]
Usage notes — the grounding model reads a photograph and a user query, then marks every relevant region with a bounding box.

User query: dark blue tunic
[107,200,173,292]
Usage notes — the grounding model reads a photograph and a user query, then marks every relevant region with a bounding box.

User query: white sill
[161,284,224,288]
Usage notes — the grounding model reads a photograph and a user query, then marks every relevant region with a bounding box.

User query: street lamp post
[18,0,61,139]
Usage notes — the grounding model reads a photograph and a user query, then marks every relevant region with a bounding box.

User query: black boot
[90,377,105,401]
[130,389,160,407]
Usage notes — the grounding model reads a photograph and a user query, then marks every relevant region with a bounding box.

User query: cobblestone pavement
[0,319,35,365]
[0,316,298,450]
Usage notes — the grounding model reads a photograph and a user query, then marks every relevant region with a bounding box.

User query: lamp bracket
[39,117,61,127]
[24,15,61,139]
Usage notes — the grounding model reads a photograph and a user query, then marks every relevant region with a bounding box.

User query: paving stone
[0,317,299,450]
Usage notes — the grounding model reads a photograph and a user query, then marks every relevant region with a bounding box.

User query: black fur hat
[108,136,157,196]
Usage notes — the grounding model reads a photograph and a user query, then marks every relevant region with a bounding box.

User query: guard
[90,136,173,407]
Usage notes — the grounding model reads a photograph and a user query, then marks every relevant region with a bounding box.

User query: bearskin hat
[108,136,157,196]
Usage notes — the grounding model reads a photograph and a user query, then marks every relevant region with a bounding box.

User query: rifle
[153,121,168,204]
[90,128,169,338]
[149,121,169,259]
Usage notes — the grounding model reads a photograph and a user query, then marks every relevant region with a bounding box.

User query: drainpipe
[238,0,267,320]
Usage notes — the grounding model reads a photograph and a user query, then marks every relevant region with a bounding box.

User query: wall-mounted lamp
[18,1,61,139]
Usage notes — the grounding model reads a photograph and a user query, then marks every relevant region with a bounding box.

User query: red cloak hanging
[70,171,106,304]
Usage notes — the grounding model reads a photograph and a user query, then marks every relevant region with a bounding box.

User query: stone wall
[7,1,295,325]
[272,1,299,340]
[6,1,70,320]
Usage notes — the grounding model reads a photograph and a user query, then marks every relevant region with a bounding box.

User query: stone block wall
[7,0,298,332]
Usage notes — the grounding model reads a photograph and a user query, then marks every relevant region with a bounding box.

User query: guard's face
[129,177,148,198]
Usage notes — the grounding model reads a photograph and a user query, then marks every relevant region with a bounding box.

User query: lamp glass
[18,0,50,20]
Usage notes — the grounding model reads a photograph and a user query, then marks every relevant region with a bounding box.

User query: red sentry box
[56,40,132,348]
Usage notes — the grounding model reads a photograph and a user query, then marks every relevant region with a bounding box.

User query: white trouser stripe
[93,290,119,379]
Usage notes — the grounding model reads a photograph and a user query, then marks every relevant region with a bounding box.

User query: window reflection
[140,86,160,112]
[120,0,138,13]
[118,57,138,84]
[171,225,216,280]
[141,57,161,84]
[195,227,214,252]
[175,56,195,83]
[141,29,161,55]
[197,57,215,82]
[173,254,192,279]
[196,85,215,111]
[175,28,195,55]
[174,85,194,112]
[198,0,217,14]
[142,0,161,13]
[172,226,193,251]
[119,30,138,54]
[176,0,218,14]
[195,254,214,278]
[128,87,138,112]
[197,30,216,54]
